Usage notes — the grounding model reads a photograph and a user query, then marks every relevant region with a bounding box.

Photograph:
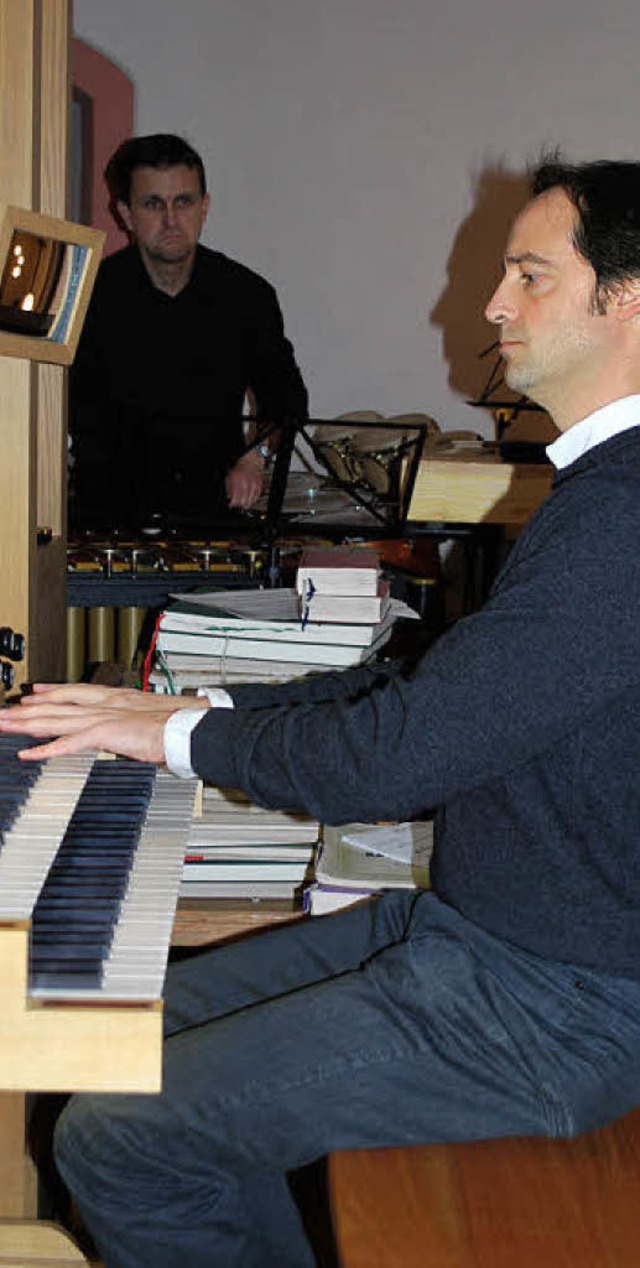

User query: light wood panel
[408,450,553,526]
[35,0,70,684]
[39,0,71,218]
[0,923,163,1094]
[331,1108,640,1267]
[37,1,70,687]
[0,357,37,685]
[0,2,37,202]
[0,1220,88,1265]
[0,0,74,687]
[0,1095,38,1220]
[0,0,37,690]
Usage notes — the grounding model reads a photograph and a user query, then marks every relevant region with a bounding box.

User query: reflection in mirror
[0,205,104,365]
[0,228,90,344]
[0,229,65,336]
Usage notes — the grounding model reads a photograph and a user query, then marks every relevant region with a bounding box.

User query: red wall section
[72,38,134,256]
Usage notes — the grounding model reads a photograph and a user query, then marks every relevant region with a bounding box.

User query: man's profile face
[118,163,210,269]
[485,187,616,423]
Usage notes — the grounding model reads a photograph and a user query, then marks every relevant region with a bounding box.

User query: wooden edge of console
[0,924,162,1093]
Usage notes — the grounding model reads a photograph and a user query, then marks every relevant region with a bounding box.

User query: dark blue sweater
[191,427,640,976]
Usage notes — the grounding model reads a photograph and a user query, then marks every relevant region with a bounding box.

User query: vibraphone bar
[66,536,263,680]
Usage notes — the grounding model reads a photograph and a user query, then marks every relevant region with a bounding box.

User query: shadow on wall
[430,166,531,431]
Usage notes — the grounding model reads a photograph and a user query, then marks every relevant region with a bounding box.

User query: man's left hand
[0,699,169,764]
[225,449,266,510]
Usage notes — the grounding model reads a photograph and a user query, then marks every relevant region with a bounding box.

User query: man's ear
[612,276,640,322]
[117,200,134,235]
[201,192,211,224]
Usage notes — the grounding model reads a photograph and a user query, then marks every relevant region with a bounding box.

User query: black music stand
[247,414,428,583]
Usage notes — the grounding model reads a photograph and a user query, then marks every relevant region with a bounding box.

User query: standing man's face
[118,164,210,271]
[485,187,617,428]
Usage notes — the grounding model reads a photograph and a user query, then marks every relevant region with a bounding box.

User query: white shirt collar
[547,396,640,470]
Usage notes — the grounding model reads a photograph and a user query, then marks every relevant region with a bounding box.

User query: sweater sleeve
[190,472,640,823]
[226,659,401,711]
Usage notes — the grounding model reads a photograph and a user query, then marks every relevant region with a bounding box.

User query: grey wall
[73,0,640,437]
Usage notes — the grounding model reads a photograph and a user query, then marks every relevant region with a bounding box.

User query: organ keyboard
[0,737,198,1093]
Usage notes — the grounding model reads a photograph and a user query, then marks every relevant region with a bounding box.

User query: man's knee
[54,1093,142,1191]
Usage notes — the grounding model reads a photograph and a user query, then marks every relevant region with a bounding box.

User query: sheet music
[342,821,433,867]
[168,587,418,624]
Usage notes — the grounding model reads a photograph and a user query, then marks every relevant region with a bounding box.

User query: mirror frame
[0,204,105,365]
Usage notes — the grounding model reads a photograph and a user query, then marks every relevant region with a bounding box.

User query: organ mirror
[0,205,104,365]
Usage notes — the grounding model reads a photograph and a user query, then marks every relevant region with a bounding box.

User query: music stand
[253,415,427,530]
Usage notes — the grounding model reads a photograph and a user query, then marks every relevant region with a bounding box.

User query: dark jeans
[54,890,640,1267]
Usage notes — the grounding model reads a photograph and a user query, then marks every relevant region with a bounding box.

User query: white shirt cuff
[164,694,234,778]
[197,687,234,708]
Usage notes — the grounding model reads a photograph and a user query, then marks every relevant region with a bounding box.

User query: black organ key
[29,759,157,991]
[30,970,104,990]
[0,735,44,838]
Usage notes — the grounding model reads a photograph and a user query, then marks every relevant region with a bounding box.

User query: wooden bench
[329,1105,640,1267]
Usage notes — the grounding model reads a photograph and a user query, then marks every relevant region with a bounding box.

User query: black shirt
[70,244,308,531]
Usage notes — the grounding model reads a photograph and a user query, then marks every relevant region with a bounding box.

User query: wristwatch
[257,442,270,461]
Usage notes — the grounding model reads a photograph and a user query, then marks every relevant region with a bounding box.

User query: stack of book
[181,784,320,898]
[152,546,420,903]
[304,819,433,914]
[149,568,417,696]
[295,544,387,624]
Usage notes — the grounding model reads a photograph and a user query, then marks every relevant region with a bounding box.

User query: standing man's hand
[225,448,266,510]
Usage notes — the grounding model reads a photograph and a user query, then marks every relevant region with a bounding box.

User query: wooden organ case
[0,0,114,1230]
[1,0,68,694]
[0,0,103,695]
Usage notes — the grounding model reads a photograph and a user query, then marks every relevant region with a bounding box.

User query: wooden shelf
[172,897,302,947]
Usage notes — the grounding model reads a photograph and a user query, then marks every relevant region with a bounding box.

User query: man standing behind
[70,133,308,531]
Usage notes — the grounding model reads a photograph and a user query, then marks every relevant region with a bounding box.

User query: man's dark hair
[532,154,640,310]
[105,133,207,206]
